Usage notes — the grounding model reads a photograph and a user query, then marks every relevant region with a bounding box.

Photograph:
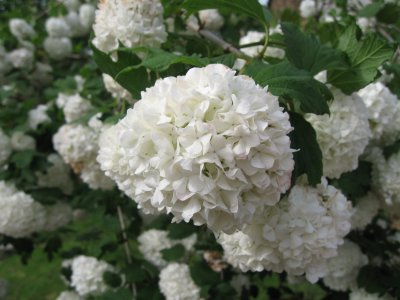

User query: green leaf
[244,60,331,114]
[190,258,221,286]
[114,66,150,100]
[161,244,185,261]
[181,0,269,26]
[328,25,394,94]
[122,263,147,283]
[29,188,65,205]
[376,3,400,24]
[289,112,323,186]
[97,289,132,300]
[210,54,237,68]
[281,22,348,75]
[358,2,384,17]
[167,222,197,239]
[10,150,36,169]
[103,271,123,288]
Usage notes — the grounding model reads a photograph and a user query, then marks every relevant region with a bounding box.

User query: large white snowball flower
[323,240,368,291]
[10,132,36,151]
[56,93,93,123]
[351,192,380,230]
[0,129,12,167]
[0,181,46,238]
[70,255,116,297]
[8,48,34,70]
[92,0,167,54]
[64,11,87,38]
[376,151,400,206]
[43,202,73,231]
[350,288,390,300]
[44,37,72,60]
[218,177,352,283]
[300,0,319,18]
[79,4,96,30]
[102,74,134,102]
[36,154,74,195]
[138,229,197,268]
[9,18,35,41]
[28,104,50,130]
[56,291,84,300]
[98,64,294,233]
[45,17,71,37]
[159,263,200,300]
[80,158,115,190]
[306,88,371,178]
[358,82,400,145]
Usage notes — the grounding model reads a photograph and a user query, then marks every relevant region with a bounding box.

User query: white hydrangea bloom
[8,48,34,70]
[159,263,200,300]
[92,0,167,54]
[45,17,71,37]
[70,255,115,297]
[9,18,35,41]
[56,93,93,123]
[376,151,400,206]
[306,88,371,178]
[351,192,380,230]
[138,229,197,268]
[323,240,368,291]
[239,30,285,59]
[218,178,352,283]
[36,154,74,195]
[357,17,376,33]
[187,9,224,31]
[64,11,87,38]
[80,158,115,190]
[348,0,372,11]
[98,64,294,233]
[62,0,81,11]
[0,129,11,167]
[300,0,319,18]
[56,291,84,300]
[0,181,46,238]
[0,45,12,75]
[358,82,400,145]
[74,75,85,92]
[44,37,72,60]
[79,4,96,30]
[102,74,134,102]
[350,288,390,300]
[10,132,36,151]
[43,202,73,231]
[28,104,50,130]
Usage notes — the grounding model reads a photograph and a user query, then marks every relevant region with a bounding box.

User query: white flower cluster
[102,74,134,102]
[56,93,93,123]
[69,255,116,297]
[322,240,368,291]
[44,37,72,60]
[239,29,285,59]
[306,88,371,178]
[98,64,294,233]
[375,151,400,206]
[10,131,36,151]
[28,104,50,130]
[92,0,167,54]
[358,82,400,145]
[351,192,380,230]
[218,178,352,283]
[187,9,225,32]
[56,291,84,300]
[159,263,200,300]
[138,229,197,268]
[7,47,34,70]
[43,202,73,232]
[53,116,114,190]
[349,288,390,300]
[9,18,35,42]
[300,0,319,18]
[0,181,46,238]
[0,129,11,167]
[0,45,12,75]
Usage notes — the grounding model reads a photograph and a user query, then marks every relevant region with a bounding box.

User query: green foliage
[328,24,394,94]
[167,222,198,239]
[103,271,123,288]
[161,244,186,261]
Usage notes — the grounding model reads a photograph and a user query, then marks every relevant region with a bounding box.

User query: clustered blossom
[7,48,34,70]
[10,131,36,151]
[187,9,225,32]
[43,202,73,231]
[374,151,400,206]
[306,88,371,178]
[28,104,50,130]
[300,0,319,18]
[351,192,380,230]
[102,74,134,102]
[98,64,294,233]
[0,129,11,167]
[358,82,400,145]
[349,288,391,300]
[56,93,93,123]
[44,37,72,60]
[46,17,71,38]
[322,240,368,291]
[9,18,35,41]
[69,255,116,297]
[92,0,167,54]
[159,263,200,300]
[138,229,197,268]
[56,291,84,300]
[239,29,285,59]
[0,181,46,238]
[218,178,352,283]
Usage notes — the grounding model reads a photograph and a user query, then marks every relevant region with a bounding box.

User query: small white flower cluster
[358,82,400,146]
[300,0,319,18]
[0,129,12,167]
[239,29,285,59]
[43,202,73,232]
[56,93,93,123]
[7,47,34,70]
[56,291,84,300]
[102,74,134,103]
[306,88,371,178]
[53,115,115,190]
[98,64,294,233]
[10,131,36,151]
[351,192,380,230]
[28,104,51,130]
[92,0,167,54]
[187,9,225,32]
[9,18,35,42]
[0,45,12,76]
[349,288,390,300]
[159,263,200,300]
[138,229,197,268]
[68,255,117,297]
[218,178,352,283]
[322,240,368,291]
[374,151,400,206]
